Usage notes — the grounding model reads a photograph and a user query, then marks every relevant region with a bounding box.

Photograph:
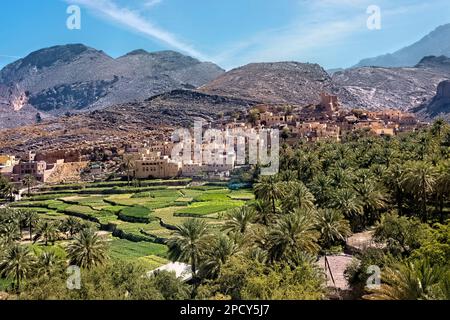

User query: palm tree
[254,176,285,215]
[434,161,450,221]
[266,209,320,262]
[199,234,237,279]
[33,221,59,246]
[222,206,255,235]
[431,118,446,142]
[35,251,64,276]
[364,260,446,300]
[167,219,210,278]
[122,155,136,186]
[401,161,438,221]
[329,188,364,218]
[383,162,406,214]
[281,181,316,213]
[0,222,21,245]
[66,228,108,269]
[0,244,35,292]
[21,210,40,241]
[2,183,17,202]
[308,174,333,205]
[250,199,275,226]
[22,174,35,197]
[61,216,83,238]
[353,180,387,228]
[315,209,352,249]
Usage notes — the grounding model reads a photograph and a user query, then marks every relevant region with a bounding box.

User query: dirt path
[318,254,355,290]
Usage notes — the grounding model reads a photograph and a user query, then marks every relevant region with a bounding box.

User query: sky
[0,0,449,70]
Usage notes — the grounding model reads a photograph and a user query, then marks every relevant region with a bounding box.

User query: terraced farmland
[10,180,253,270]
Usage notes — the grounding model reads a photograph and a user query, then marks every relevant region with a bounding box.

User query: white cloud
[67,0,209,61]
[143,0,162,8]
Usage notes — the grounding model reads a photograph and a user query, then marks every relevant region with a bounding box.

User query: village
[0,93,426,191]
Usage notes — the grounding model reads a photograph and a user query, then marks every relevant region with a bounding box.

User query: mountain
[333,56,450,111]
[414,80,450,120]
[0,44,224,128]
[199,62,333,106]
[0,89,258,154]
[355,23,450,68]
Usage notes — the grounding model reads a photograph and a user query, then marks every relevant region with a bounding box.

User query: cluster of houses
[0,93,427,185]
[238,93,424,143]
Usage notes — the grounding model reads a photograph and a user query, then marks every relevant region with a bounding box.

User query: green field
[10,182,253,270]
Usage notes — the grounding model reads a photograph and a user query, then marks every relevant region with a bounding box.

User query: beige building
[133,156,181,179]
[260,112,294,127]
[8,160,59,183]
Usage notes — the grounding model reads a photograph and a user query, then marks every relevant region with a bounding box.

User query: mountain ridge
[355,23,450,68]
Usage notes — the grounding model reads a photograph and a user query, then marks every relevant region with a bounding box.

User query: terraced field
[10,179,253,270]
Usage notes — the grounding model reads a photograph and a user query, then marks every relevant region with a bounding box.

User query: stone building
[133,156,181,179]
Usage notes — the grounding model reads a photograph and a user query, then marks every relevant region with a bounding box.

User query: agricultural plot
[109,239,169,269]
[10,182,253,269]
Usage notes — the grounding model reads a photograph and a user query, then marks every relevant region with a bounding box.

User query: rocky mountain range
[1,23,450,134]
[333,56,450,112]
[355,23,450,67]
[414,80,450,121]
[0,44,224,128]
[199,62,333,106]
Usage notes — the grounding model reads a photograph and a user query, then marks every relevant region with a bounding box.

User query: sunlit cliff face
[11,91,28,111]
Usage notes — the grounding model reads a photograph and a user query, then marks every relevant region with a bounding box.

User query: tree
[35,112,42,124]
[21,210,40,241]
[364,260,447,300]
[402,161,438,221]
[315,209,352,249]
[1,183,17,202]
[222,206,255,235]
[66,228,108,269]
[0,244,36,292]
[167,219,210,278]
[22,174,36,197]
[374,212,429,256]
[266,209,320,262]
[308,174,333,206]
[35,251,64,277]
[61,216,83,238]
[254,176,285,215]
[353,180,387,228]
[281,181,316,213]
[434,161,450,221]
[199,234,238,279]
[33,221,59,246]
[383,162,406,214]
[329,188,364,219]
[250,199,275,226]
[0,222,21,245]
[122,155,136,186]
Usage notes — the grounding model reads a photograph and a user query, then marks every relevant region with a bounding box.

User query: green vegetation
[118,205,153,223]
[1,121,449,300]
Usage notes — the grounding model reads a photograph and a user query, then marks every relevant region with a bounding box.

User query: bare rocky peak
[332,61,450,112]
[415,80,450,120]
[200,61,333,106]
[416,55,450,72]
[355,23,450,68]
[0,44,225,128]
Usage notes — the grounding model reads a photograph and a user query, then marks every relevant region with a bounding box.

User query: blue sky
[1,0,449,70]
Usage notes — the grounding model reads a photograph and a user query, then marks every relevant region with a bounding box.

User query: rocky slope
[355,23,450,67]
[414,80,450,120]
[0,44,224,128]
[199,62,333,106]
[0,89,257,153]
[333,56,450,111]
